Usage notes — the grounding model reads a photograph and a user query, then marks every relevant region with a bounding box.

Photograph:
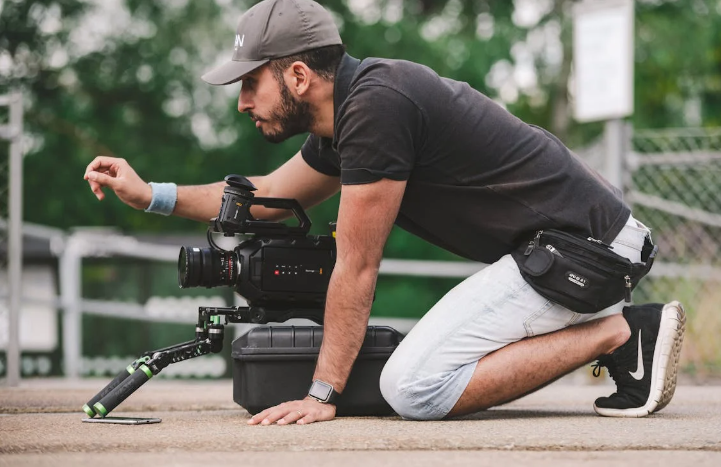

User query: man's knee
[379,362,432,420]
[379,358,449,421]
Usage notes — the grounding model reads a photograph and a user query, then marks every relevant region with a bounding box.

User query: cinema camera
[82,175,336,418]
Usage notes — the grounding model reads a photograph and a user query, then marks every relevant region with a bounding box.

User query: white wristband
[144,182,178,216]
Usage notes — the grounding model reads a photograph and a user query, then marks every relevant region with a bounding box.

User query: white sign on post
[573,0,635,123]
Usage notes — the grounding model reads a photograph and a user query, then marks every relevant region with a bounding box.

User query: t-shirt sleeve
[336,85,424,185]
[301,134,341,177]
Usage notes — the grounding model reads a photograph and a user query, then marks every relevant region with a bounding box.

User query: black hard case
[231,325,402,416]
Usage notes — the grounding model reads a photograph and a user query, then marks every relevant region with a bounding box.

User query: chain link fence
[628,128,721,377]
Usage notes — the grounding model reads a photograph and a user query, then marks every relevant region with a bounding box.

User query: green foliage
[3,0,721,328]
[5,0,719,232]
[634,0,721,128]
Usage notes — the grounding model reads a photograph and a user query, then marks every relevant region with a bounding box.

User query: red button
[275,270,279,275]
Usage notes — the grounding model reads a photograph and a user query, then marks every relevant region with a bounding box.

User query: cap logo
[234,34,245,49]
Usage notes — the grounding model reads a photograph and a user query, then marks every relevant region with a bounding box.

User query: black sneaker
[592,301,686,417]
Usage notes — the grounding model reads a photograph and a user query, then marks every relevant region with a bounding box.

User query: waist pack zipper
[525,231,622,268]
[544,230,613,253]
[526,230,613,255]
[624,275,632,302]
[548,242,629,274]
[587,236,614,249]
[524,230,543,256]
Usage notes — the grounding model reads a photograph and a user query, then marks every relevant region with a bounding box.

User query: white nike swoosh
[629,330,644,380]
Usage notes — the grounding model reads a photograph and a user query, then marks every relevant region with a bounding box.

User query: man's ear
[288,61,312,96]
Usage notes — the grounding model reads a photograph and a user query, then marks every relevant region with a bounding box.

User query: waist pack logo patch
[567,271,588,288]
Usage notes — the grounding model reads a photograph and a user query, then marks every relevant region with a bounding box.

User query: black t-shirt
[301,54,630,264]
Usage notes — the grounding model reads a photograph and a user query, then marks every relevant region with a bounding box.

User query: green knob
[82,404,96,418]
[93,402,108,418]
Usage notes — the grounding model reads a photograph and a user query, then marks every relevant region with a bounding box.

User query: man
[84,0,686,425]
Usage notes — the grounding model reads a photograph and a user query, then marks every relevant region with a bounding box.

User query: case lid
[231,325,402,360]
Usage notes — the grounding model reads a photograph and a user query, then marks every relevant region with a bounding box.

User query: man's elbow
[334,253,381,279]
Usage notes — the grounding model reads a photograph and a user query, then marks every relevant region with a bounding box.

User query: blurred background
[1,0,720,384]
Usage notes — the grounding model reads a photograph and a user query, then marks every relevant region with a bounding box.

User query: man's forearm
[313,261,378,393]
[174,182,227,222]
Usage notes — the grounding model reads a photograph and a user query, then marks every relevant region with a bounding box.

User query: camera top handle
[212,174,312,237]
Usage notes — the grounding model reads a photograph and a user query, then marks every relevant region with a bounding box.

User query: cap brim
[201,59,270,86]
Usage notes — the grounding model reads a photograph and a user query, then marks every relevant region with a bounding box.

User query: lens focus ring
[178,246,236,289]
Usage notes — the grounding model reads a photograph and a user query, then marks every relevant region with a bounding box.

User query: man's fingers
[87,171,118,189]
[246,415,262,425]
[251,402,292,425]
[247,400,335,426]
[247,408,274,425]
[86,166,114,201]
[87,180,105,200]
[276,409,305,426]
[248,406,302,426]
[260,409,288,425]
[87,178,103,192]
[84,156,123,178]
[296,412,313,425]
[84,158,106,179]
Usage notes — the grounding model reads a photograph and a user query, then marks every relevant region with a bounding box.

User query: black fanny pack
[510,229,658,314]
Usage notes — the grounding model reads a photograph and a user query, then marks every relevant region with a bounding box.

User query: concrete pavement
[1,379,720,466]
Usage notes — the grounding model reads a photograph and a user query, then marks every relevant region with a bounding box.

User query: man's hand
[247,398,336,426]
[84,156,152,210]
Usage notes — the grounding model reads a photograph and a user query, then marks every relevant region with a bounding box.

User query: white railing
[7,222,719,379]
[55,230,489,378]
[0,92,23,387]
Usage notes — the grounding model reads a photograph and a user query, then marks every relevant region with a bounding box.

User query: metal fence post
[59,233,83,379]
[604,118,626,191]
[1,91,24,387]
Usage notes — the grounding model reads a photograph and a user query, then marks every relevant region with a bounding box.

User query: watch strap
[325,387,340,405]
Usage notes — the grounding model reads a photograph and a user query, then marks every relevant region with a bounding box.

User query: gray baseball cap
[201,0,342,86]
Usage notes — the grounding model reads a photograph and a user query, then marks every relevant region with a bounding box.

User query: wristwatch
[308,379,341,404]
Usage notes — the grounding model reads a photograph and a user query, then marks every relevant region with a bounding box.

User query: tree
[2,0,720,321]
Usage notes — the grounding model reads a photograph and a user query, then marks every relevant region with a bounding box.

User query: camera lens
[178,246,238,288]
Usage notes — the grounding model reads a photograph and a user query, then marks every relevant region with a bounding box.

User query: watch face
[309,380,333,402]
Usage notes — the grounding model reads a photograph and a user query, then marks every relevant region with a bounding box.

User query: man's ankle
[604,314,631,355]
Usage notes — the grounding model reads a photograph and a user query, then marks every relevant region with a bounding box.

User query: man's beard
[258,83,314,143]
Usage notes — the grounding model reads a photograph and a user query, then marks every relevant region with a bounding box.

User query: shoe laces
[592,355,617,379]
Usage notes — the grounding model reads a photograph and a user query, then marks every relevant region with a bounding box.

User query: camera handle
[213,196,312,236]
[82,304,323,417]
[247,197,312,236]
[214,174,313,236]
[81,356,150,417]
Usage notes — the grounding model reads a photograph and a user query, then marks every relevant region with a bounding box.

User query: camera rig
[82,175,336,418]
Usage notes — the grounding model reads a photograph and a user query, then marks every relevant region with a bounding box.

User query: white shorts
[379,214,652,420]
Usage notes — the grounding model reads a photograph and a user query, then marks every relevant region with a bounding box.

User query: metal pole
[60,234,82,379]
[604,118,625,190]
[7,91,24,386]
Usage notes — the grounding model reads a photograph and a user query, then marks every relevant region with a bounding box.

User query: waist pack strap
[641,236,655,263]
[641,243,658,276]
[630,243,658,282]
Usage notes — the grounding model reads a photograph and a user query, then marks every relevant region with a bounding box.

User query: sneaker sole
[652,301,686,413]
[594,301,686,418]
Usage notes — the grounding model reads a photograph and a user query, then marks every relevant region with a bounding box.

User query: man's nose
[237,89,252,113]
